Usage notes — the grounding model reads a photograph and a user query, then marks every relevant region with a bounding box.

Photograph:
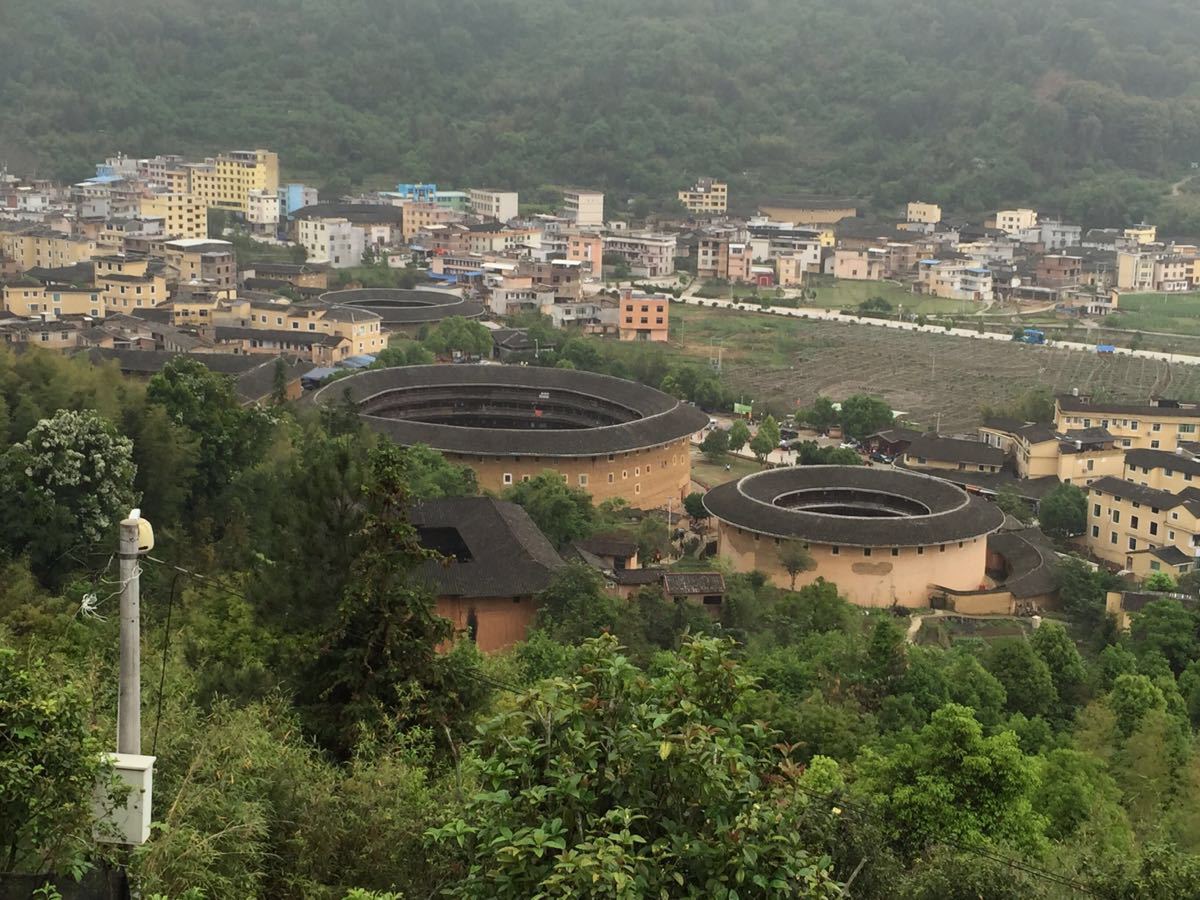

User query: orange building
[618,289,669,342]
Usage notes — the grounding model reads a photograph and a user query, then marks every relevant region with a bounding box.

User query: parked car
[871,452,894,464]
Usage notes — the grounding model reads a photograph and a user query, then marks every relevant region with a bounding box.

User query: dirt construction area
[671,305,1200,432]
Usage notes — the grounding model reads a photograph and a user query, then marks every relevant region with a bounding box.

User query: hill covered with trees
[4,0,1200,225]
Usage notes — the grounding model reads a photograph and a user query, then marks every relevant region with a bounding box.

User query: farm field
[695,277,966,316]
[669,304,1200,432]
[1107,291,1200,337]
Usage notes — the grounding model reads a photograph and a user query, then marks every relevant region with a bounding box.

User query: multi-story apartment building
[296,218,364,269]
[990,208,1038,235]
[564,230,604,276]
[832,247,885,281]
[1125,224,1157,245]
[917,258,993,300]
[1016,220,1082,251]
[182,149,279,214]
[401,202,458,241]
[776,252,808,287]
[603,232,677,278]
[905,201,941,225]
[162,238,235,290]
[1116,250,1156,291]
[618,289,669,342]
[1154,255,1193,292]
[1055,395,1200,451]
[2,282,102,318]
[139,190,208,240]
[95,254,168,313]
[678,178,728,215]
[1035,255,1083,289]
[469,188,518,222]
[246,189,280,234]
[562,189,604,227]
[209,296,386,363]
[697,234,752,281]
[1,229,96,271]
[977,418,1123,485]
[1087,475,1200,578]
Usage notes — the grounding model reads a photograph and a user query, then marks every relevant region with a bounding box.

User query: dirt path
[1172,173,1198,196]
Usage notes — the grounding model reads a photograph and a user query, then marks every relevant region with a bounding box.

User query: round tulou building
[313,365,709,508]
[318,288,485,336]
[704,465,1005,607]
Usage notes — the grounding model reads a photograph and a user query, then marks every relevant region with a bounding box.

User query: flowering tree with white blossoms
[0,409,136,581]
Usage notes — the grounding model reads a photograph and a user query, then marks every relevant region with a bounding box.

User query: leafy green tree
[373,343,434,368]
[502,470,596,547]
[853,703,1047,857]
[839,394,893,440]
[984,639,1057,718]
[297,445,488,755]
[700,427,730,463]
[777,540,815,590]
[797,397,838,434]
[0,649,118,875]
[635,515,670,562]
[532,564,621,645]
[1030,620,1088,718]
[0,409,137,581]
[271,358,289,404]
[727,417,751,452]
[1107,673,1167,736]
[1144,571,1177,592]
[995,486,1034,524]
[749,415,781,461]
[1129,599,1200,675]
[429,635,842,898]
[683,491,707,520]
[422,317,492,357]
[1038,483,1087,538]
[1055,556,1117,640]
[403,444,478,500]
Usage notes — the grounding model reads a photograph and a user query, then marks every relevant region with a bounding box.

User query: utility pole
[117,516,141,754]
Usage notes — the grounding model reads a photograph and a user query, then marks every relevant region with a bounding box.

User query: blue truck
[1012,328,1046,345]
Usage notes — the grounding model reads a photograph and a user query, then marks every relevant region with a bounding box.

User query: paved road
[677,296,1200,366]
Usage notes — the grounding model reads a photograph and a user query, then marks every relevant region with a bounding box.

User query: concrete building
[469,188,518,222]
[562,189,604,227]
[180,149,279,214]
[978,418,1124,484]
[757,198,858,226]
[95,254,167,314]
[246,189,280,234]
[401,202,458,241]
[705,467,1005,608]
[619,289,669,342]
[1154,256,1193,292]
[697,234,752,281]
[776,252,808,286]
[2,282,102,318]
[678,178,728,215]
[1125,224,1157,245]
[1056,395,1200,452]
[1116,250,1156,291]
[139,191,208,240]
[917,258,993,300]
[990,208,1038,236]
[279,184,318,218]
[1036,254,1083,289]
[315,366,708,509]
[603,232,677,278]
[296,217,365,269]
[1,229,96,272]
[832,248,885,281]
[564,230,604,276]
[905,201,942,225]
[162,238,236,291]
[1087,475,1200,578]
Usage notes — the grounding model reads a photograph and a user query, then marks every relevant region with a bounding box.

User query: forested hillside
[4,0,1200,223]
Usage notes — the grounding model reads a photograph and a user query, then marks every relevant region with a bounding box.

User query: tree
[0,409,136,580]
[271,358,289,405]
[1129,599,1200,675]
[1029,620,1088,718]
[297,444,488,755]
[402,444,478,500]
[1144,571,1177,592]
[635,516,670,562]
[1107,673,1167,736]
[422,317,492,357]
[778,540,815,589]
[700,427,730,463]
[727,417,751,452]
[1038,482,1087,538]
[1055,556,1117,640]
[532,564,621,644]
[839,394,893,440]
[749,415,781,462]
[797,396,838,433]
[502,470,596,547]
[428,635,842,898]
[984,638,1057,718]
[373,343,434,368]
[853,704,1046,857]
[0,650,119,875]
[683,491,708,520]
[995,486,1034,524]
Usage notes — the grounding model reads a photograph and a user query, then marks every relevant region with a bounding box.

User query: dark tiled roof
[663,572,725,595]
[576,532,639,559]
[1124,449,1200,478]
[1062,426,1114,444]
[80,348,307,404]
[905,434,1006,467]
[292,202,403,224]
[317,288,484,325]
[987,528,1058,599]
[1151,545,1192,566]
[315,365,710,458]
[1086,476,1194,509]
[703,466,1004,547]
[411,497,564,598]
[1057,395,1200,419]
[866,426,922,445]
[610,568,663,586]
[214,326,346,348]
[1118,591,1197,614]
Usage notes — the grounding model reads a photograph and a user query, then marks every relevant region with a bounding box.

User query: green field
[690,450,766,489]
[799,279,967,316]
[1108,292,1200,336]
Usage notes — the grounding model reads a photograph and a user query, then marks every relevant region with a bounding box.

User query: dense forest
[4,0,1200,225]
[6,344,1200,896]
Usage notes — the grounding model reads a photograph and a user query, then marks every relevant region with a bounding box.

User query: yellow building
[183,149,279,214]
[705,467,1005,608]
[139,191,208,240]
[2,283,101,317]
[162,238,236,290]
[0,230,96,272]
[1087,475,1200,577]
[906,201,942,225]
[210,296,387,360]
[678,178,728,215]
[757,199,858,226]
[977,418,1124,485]
[95,255,168,314]
[1055,395,1200,452]
[990,208,1038,235]
[1125,224,1158,246]
[902,434,1005,475]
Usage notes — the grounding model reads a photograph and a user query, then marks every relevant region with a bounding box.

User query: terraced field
[671,304,1200,431]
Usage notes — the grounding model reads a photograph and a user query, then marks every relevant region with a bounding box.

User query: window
[607,473,614,483]
[634,467,640,477]
[1153,423,1162,432]
[1128,537,1137,550]
[1150,561,1161,572]
[891,548,899,556]
[1110,531,1118,544]
[634,484,641,494]
[1182,424,1197,434]
[622,470,628,480]
[502,473,513,485]
[1112,510,1120,523]
[939,545,946,553]
[1093,503,1101,517]
[863,548,872,557]
[1151,522,1159,536]
[917,546,925,555]
[831,546,839,556]
[1092,525,1100,538]
[1131,515,1139,529]
[578,474,588,487]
